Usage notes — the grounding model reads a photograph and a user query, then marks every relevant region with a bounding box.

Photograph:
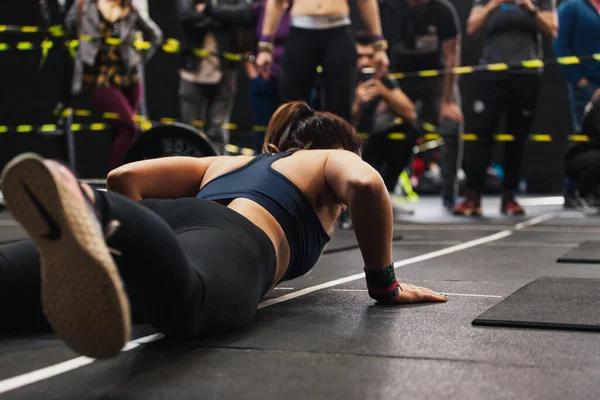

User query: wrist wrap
[364,263,401,302]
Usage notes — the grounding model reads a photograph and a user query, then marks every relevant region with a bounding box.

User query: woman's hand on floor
[390,283,448,304]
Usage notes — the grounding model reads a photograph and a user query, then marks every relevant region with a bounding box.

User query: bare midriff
[227,199,291,290]
[290,0,350,16]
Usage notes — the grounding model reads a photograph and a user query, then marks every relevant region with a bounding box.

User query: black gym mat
[557,241,600,264]
[472,277,600,332]
[323,229,402,254]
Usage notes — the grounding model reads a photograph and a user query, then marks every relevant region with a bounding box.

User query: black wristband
[364,263,401,303]
[528,6,539,17]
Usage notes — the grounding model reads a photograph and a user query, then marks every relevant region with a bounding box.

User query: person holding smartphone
[341,31,416,227]
[454,0,557,216]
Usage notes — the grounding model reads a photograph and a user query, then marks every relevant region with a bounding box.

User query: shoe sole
[1,154,130,359]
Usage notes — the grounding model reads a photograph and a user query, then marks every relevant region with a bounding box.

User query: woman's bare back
[200,150,344,237]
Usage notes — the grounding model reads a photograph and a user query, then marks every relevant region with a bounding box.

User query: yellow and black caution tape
[389,53,600,80]
[2,24,600,77]
[0,122,110,134]
[0,104,574,144]
[0,119,590,159]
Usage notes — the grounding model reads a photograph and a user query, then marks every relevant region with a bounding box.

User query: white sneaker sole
[1,154,130,359]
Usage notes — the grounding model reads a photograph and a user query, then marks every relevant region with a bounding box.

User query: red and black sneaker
[501,193,525,216]
[452,192,482,216]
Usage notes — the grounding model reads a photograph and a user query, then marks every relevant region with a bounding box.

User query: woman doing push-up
[0,101,446,359]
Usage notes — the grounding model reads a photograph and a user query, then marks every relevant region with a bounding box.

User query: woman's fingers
[394,284,448,304]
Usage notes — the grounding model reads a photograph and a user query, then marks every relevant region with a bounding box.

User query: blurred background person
[454,0,557,216]
[340,31,417,228]
[177,0,254,155]
[379,0,464,211]
[244,1,291,154]
[564,90,600,211]
[66,0,163,171]
[553,0,600,208]
[255,0,389,124]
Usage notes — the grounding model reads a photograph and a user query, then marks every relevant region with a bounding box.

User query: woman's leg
[2,159,275,347]
[0,198,189,335]
[0,240,50,332]
[89,86,139,171]
[123,82,143,112]
[280,27,320,106]
[320,26,357,122]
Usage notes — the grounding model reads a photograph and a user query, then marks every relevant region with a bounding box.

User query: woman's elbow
[106,167,132,191]
[348,171,386,196]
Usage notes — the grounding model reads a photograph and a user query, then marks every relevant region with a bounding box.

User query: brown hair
[263,102,364,155]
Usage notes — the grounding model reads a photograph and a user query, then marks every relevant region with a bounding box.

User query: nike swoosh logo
[21,181,61,241]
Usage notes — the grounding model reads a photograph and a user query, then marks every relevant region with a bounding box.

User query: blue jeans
[250,76,281,153]
[568,82,600,131]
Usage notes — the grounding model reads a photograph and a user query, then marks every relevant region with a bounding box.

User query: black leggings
[281,26,357,122]
[0,190,277,338]
[466,72,542,193]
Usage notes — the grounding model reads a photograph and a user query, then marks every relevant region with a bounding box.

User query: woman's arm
[376,83,417,122]
[135,10,164,62]
[467,0,503,36]
[324,151,393,272]
[324,151,447,304]
[65,0,83,37]
[106,156,218,200]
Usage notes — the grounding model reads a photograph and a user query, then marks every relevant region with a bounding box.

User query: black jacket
[176,0,254,72]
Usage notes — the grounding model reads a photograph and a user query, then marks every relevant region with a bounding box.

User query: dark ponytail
[263,101,363,155]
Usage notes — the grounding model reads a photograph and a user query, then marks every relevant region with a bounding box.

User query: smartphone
[360,67,376,82]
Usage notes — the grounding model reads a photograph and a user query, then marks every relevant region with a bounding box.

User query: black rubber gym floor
[1,196,600,400]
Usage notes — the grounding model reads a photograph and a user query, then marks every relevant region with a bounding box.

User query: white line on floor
[433,292,503,298]
[273,287,294,290]
[330,289,502,298]
[0,334,164,395]
[485,241,578,248]
[396,240,577,248]
[0,212,555,395]
[525,226,600,233]
[394,224,513,231]
[394,240,463,246]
